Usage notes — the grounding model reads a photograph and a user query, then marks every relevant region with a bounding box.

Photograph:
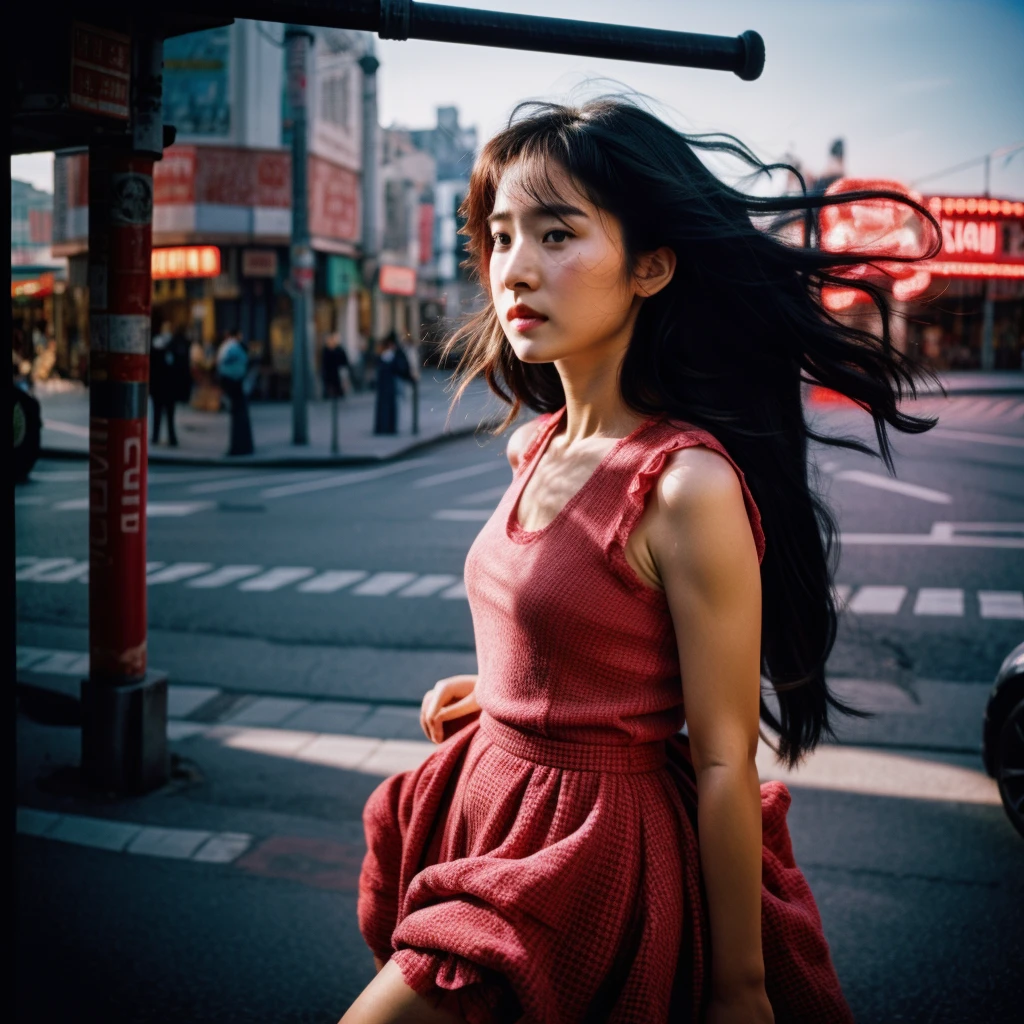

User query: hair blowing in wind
[443,98,943,767]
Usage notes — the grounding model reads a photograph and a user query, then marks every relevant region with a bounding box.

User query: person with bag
[216,328,254,456]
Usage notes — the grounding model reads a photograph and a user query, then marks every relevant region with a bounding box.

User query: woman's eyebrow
[487,203,588,224]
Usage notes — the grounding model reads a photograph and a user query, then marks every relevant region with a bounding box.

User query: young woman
[342,100,939,1024]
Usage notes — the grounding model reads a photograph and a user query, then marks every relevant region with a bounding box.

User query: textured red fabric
[358,408,853,1023]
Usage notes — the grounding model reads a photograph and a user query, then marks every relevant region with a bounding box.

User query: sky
[11,0,1024,197]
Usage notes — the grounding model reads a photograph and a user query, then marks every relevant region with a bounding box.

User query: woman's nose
[500,240,541,292]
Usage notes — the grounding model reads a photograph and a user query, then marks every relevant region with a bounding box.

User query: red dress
[358,408,853,1024]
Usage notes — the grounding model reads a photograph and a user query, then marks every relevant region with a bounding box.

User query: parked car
[13,379,42,482]
[982,640,1024,839]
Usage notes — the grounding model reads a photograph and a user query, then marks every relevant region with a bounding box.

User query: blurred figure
[373,330,413,435]
[216,328,254,456]
[150,321,180,446]
[321,331,350,400]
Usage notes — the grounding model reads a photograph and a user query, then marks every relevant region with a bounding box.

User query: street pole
[81,31,168,795]
[286,25,315,445]
[359,44,380,320]
[981,154,995,371]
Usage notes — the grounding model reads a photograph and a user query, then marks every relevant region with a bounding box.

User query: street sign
[69,22,131,120]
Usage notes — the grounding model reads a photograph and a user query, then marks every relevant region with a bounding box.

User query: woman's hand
[706,983,774,1024]
[420,674,479,744]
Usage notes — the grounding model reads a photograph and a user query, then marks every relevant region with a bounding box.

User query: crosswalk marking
[433,509,492,521]
[440,580,468,600]
[832,470,951,505]
[297,570,368,593]
[31,560,90,583]
[238,567,316,592]
[978,591,1024,620]
[50,498,214,516]
[456,485,508,505]
[187,565,263,589]
[397,574,458,597]
[847,586,908,614]
[833,584,851,610]
[188,471,317,495]
[351,572,418,596]
[146,562,215,585]
[16,558,77,581]
[412,462,507,488]
[913,588,964,616]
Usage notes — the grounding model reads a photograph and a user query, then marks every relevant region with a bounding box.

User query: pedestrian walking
[216,328,254,456]
[343,100,941,1024]
[321,331,350,399]
[150,321,184,446]
[373,331,413,435]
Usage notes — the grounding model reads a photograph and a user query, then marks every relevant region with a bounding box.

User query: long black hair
[445,99,941,766]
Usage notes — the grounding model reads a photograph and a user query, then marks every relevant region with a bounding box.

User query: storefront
[10,266,72,380]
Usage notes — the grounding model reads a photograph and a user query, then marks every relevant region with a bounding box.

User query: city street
[15,392,1024,1023]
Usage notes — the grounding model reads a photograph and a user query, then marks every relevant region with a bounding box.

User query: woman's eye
[544,230,571,243]
[491,232,511,247]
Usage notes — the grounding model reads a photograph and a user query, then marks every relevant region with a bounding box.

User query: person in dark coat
[150,321,181,446]
[373,331,413,435]
[216,329,255,456]
[321,332,350,399]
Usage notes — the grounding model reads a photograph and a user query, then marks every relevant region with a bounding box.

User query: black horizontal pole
[189,1,764,79]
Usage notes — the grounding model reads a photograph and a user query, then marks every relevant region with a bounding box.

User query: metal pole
[81,31,168,795]
[359,45,380,296]
[287,25,314,445]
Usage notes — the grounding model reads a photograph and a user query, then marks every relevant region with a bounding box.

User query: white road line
[1009,403,1024,421]
[16,496,48,506]
[27,651,90,675]
[913,588,964,616]
[44,420,91,438]
[51,499,214,516]
[28,560,90,583]
[456,485,508,505]
[924,428,1024,448]
[351,572,418,596]
[16,558,77,581]
[297,570,368,593]
[397,574,458,597]
[187,565,263,589]
[433,509,493,521]
[833,470,952,504]
[238,567,316,592]
[841,522,1024,549]
[833,584,851,610]
[978,591,1024,620]
[188,471,323,495]
[146,562,215,585]
[17,646,54,669]
[412,462,507,488]
[28,470,90,481]
[16,809,253,863]
[261,458,434,500]
[979,398,1018,421]
[440,580,468,600]
[847,586,907,614]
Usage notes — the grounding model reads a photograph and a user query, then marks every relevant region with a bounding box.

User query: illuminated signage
[151,246,221,279]
[11,272,55,298]
[379,264,417,296]
[921,196,1024,277]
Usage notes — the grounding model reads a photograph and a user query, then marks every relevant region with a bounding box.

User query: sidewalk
[36,370,513,467]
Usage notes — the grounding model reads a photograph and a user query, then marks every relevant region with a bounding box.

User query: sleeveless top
[465,406,766,747]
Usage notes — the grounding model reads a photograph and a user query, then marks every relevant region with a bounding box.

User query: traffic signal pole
[81,32,169,794]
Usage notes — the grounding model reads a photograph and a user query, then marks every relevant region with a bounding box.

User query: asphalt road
[14,394,1024,1024]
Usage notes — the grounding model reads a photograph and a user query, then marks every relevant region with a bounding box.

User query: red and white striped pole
[81,33,168,793]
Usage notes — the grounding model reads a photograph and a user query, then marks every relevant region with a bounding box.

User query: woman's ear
[633,246,677,298]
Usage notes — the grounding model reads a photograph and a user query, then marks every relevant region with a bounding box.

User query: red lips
[507,303,547,322]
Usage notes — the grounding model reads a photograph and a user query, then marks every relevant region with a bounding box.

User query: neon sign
[151,246,221,280]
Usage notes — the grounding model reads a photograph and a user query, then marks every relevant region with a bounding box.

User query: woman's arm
[645,447,772,1022]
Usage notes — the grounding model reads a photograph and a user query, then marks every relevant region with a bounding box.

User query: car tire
[995,697,1024,840]
[13,385,42,482]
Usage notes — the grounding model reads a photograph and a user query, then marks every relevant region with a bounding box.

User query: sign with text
[69,22,130,119]
[242,249,279,278]
[379,264,417,296]
[152,246,221,280]
[922,196,1024,279]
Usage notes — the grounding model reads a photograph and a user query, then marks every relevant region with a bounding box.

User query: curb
[39,418,506,468]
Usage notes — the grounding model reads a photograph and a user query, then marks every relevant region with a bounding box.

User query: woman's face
[488,159,650,366]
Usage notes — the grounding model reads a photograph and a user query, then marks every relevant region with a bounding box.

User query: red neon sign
[818,179,936,311]
[151,246,221,280]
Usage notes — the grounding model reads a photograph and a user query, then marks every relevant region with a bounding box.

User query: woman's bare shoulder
[506,417,546,471]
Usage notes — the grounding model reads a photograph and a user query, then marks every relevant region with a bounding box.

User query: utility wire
[910,142,1024,187]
